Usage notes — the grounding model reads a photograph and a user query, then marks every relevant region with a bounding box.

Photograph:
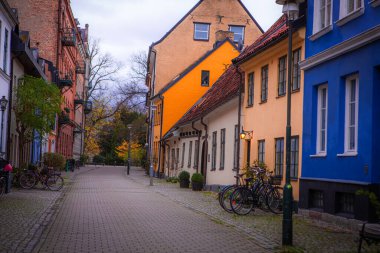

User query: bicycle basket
[269,176,282,185]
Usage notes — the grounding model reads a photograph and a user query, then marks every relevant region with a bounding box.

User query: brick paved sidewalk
[0,165,96,253]
[129,167,380,253]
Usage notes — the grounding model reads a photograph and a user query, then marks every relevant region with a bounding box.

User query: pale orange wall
[240,28,305,200]
[152,0,263,93]
[160,41,240,136]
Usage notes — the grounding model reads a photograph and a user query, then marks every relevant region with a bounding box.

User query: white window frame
[194,23,210,41]
[344,74,359,154]
[311,0,333,39]
[337,0,364,26]
[229,25,245,43]
[316,84,328,155]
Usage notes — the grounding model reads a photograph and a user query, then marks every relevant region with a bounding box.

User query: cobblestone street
[2,166,379,253]
[33,166,267,253]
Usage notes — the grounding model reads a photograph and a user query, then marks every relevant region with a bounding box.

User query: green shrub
[178,171,190,181]
[191,173,204,183]
[170,177,179,183]
[80,154,89,164]
[43,153,66,170]
[93,155,105,164]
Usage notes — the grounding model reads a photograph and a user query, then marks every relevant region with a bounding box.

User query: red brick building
[9,0,90,159]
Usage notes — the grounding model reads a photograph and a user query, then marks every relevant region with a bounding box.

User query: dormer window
[194,23,210,41]
[229,25,245,43]
[201,70,210,87]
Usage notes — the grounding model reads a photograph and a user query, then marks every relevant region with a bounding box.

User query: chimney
[214,30,234,48]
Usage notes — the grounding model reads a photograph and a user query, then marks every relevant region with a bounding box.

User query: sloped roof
[152,38,239,99]
[152,0,263,46]
[233,15,288,64]
[174,64,241,128]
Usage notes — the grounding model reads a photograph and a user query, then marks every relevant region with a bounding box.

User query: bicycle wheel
[19,172,36,189]
[46,174,64,191]
[266,186,283,214]
[230,187,254,215]
[219,185,237,213]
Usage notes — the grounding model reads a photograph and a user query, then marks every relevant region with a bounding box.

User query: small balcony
[84,101,92,114]
[61,28,76,47]
[58,72,73,88]
[76,61,86,75]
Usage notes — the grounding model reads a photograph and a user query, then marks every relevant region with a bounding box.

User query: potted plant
[178,171,190,188]
[191,173,204,191]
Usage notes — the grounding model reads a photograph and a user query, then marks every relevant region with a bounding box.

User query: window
[3,29,8,72]
[201,70,210,87]
[341,0,362,16]
[292,48,301,91]
[313,0,332,33]
[247,72,254,106]
[194,140,199,168]
[258,140,265,164]
[310,190,324,209]
[181,143,185,168]
[188,141,193,168]
[275,138,284,176]
[345,75,359,153]
[278,56,287,96]
[233,125,239,170]
[261,65,268,102]
[220,129,225,170]
[336,192,355,214]
[194,23,210,41]
[211,131,217,171]
[317,85,328,154]
[171,149,175,170]
[290,136,299,178]
[229,25,245,43]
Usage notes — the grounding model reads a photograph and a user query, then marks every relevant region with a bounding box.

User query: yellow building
[151,37,240,175]
[233,15,305,200]
[146,0,264,176]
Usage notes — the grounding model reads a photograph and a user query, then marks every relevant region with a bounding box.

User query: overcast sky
[71,0,282,73]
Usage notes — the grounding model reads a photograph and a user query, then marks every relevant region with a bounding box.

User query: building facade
[299,0,380,220]
[9,0,90,159]
[233,14,305,201]
[146,0,263,177]
[0,1,17,160]
[163,65,242,188]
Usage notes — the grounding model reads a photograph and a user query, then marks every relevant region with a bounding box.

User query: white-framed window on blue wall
[312,0,333,38]
[338,0,364,25]
[344,75,359,154]
[317,84,328,155]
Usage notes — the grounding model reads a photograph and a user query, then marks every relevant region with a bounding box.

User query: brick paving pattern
[34,166,268,253]
[0,166,94,253]
[130,168,380,253]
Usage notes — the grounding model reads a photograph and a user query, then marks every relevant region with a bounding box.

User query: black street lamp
[275,0,302,246]
[127,124,132,175]
[0,96,9,157]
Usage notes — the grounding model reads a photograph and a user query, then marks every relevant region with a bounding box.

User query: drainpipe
[200,117,208,183]
[191,121,201,173]
[236,68,243,185]
[157,94,164,177]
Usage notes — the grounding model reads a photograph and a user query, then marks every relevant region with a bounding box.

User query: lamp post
[0,96,8,158]
[149,104,157,186]
[275,0,302,246]
[127,124,132,175]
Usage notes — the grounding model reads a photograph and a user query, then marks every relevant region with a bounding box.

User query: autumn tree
[13,75,61,167]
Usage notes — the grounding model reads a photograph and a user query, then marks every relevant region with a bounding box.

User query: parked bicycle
[19,163,64,191]
[229,167,283,215]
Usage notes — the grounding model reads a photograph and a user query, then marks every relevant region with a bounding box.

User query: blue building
[300,0,380,220]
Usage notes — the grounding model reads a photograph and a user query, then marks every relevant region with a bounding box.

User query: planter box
[192,182,203,191]
[180,179,189,189]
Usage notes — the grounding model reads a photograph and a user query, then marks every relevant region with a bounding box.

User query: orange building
[233,15,305,200]
[146,0,263,176]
